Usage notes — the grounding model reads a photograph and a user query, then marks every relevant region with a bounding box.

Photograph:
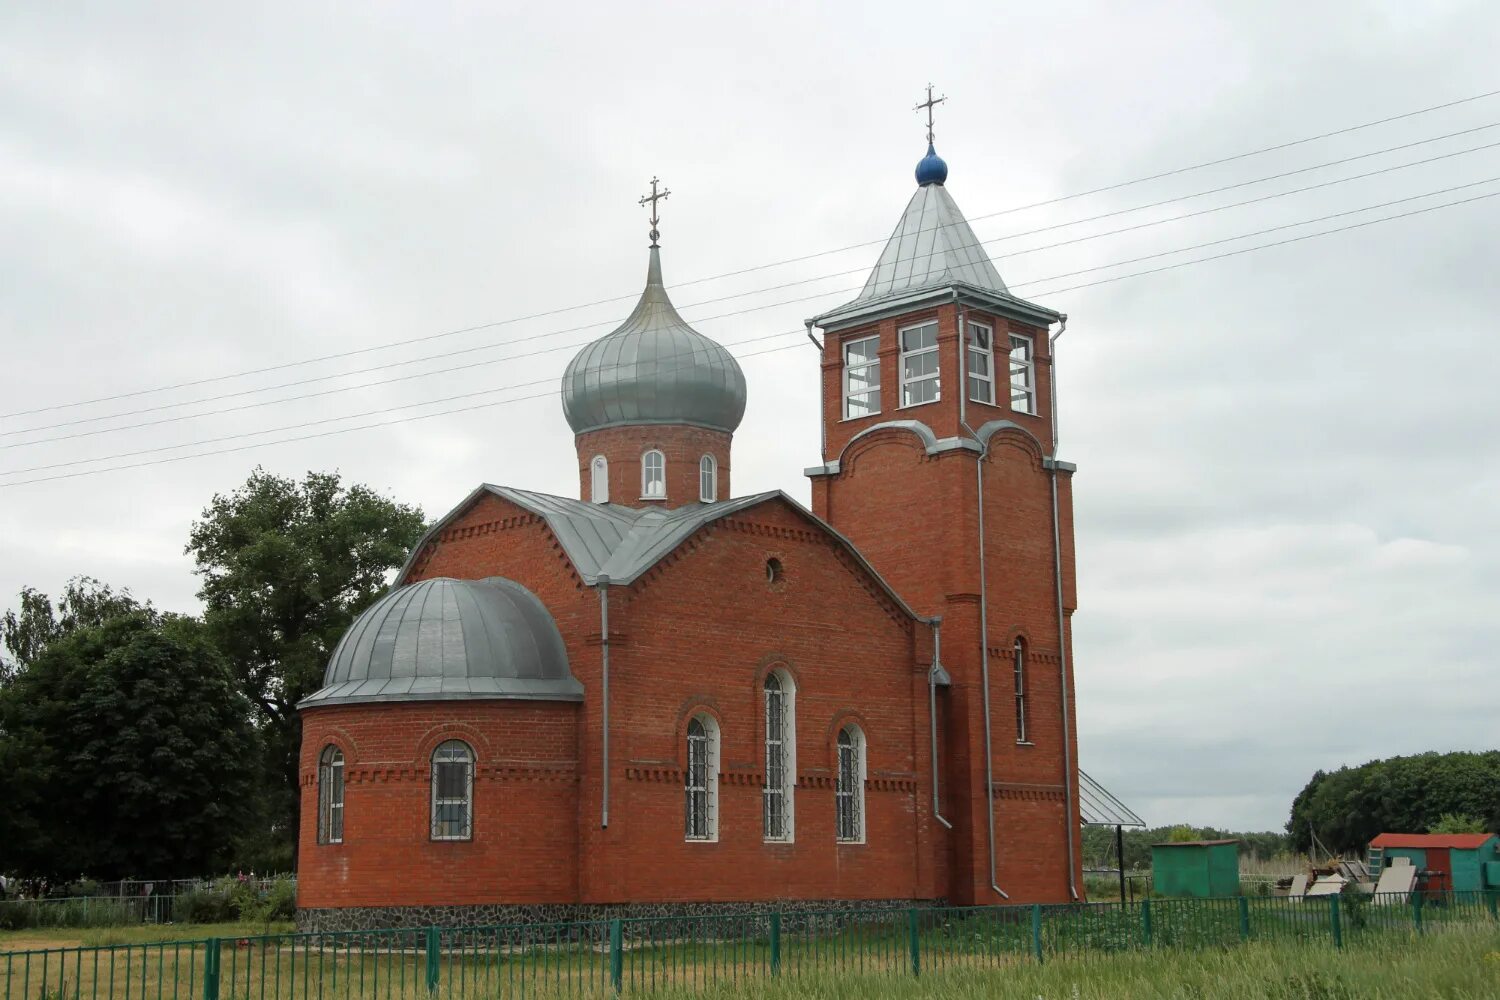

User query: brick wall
[574,425,731,507]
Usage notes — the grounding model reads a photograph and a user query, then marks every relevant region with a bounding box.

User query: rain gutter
[1047,314,1080,901]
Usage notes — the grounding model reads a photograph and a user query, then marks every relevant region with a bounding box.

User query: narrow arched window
[1014,638,1029,744]
[317,745,344,845]
[699,454,717,503]
[836,725,866,843]
[590,455,609,503]
[641,450,666,499]
[763,671,795,841]
[431,740,474,841]
[685,714,720,841]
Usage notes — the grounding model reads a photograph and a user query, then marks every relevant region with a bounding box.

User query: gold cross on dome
[914,84,947,145]
[638,176,671,247]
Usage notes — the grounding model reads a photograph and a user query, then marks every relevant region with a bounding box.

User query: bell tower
[804,95,1083,906]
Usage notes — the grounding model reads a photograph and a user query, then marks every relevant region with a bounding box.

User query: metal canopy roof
[1078,769,1146,828]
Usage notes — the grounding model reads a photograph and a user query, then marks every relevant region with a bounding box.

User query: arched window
[763,671,796,841]
[684,714,720,841]
[431,740,474,841]
[835,724,866,843]
[641,450,666,499]
[317,745,344,845]
[590,455,609,503]
[1013,638,1029,744]
[699,454,717,503]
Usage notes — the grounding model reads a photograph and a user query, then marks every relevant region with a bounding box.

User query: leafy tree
[1429,812,1486,835]
[185,468,425,864]
[1,577,144,683]
[0,611,254,878]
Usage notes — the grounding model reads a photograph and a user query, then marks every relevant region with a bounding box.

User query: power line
[7,87,1498,421]
[9,130,1500,443]
[4,186,1492,488]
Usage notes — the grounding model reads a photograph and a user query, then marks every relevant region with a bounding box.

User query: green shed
[1151,839,1240,898]
[1368,833,1500,892]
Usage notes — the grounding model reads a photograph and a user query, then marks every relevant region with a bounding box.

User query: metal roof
[1078,769,1147,828]
[561,247,747,435]
[300,576,584,708]
[1369,833,1497,849]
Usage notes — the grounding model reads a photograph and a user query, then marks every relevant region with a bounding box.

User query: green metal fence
[4,891,1496,999]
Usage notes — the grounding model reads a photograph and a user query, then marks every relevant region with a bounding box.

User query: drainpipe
[597,576,612,829]
[807,321,826,463]
[1047,314,1080,900]
[927,616,952,830]
[955,294,1008,900]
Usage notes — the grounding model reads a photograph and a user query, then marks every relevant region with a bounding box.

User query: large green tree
[185,468,425,864]
[0,576,144,684]
[0,611,254,878]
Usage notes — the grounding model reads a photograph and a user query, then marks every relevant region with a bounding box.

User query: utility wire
[4,186,1493,488]
[9,131,1500,442]
[6,87,1499,421]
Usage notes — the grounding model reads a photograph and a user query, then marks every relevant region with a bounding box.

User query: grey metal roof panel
[1078,769,1146,827]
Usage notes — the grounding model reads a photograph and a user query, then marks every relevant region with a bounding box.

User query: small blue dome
[915,143,948,186]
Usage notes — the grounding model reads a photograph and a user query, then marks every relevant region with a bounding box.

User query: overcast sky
[2,1,1496,833]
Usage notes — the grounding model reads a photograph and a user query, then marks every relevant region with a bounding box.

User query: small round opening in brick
[766,558,784,584]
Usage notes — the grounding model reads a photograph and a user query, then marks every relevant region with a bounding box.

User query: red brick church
[296,132,1084,929]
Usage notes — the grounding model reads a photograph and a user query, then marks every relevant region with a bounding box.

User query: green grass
[0,920,294,950]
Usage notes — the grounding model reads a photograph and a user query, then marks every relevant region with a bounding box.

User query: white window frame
[899,321,940,408]
[835,724,866,844]
[684,714,720,842]
[590,455,609,504]
[317,745,344,845]
[641,450,666,500]
[967,321,995,405]
[699,454,717,503]
[841,335,882,419]
[1009,333,1036,415]
[763,670,796,842]
[1014,639,1029,744]
[430,740,474,841]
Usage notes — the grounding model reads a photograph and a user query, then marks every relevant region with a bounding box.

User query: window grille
[317,745,344,844]
[836,726,864,843]
[967,322,994,404]
[1009,334,1036,414]
[842,335,881,418]
[590,455,609,503]
[641,450,666,498]
[763,673,793,841]
[900,322,940,407]
[685,716,717,840]
[1014,639,1028,743]
[699,455,717,503]
[431,740,474,841]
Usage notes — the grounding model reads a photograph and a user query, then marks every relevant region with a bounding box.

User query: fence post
[1412,892,1423,934]
[425,926,439,994]
[202,937,221,1000]
[769,912,781,976]
[1030,904,1043,963]
[1141,898,1153,948]
[907,908,920,977]
[1238,896,1250,940]
[609,918,623,993]
[1328,895,1342,949]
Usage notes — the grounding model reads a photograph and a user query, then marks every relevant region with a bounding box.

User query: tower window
[1009,334,1036,414]
[317,745,344,845]
[842,335,881,419]
[835,724,866,843]
[1014,638,1029,744]
[763,671,796,842]
[900,322,940,407]
[699,454,717,503]
[967,322,994,405]
[431,740,474,841]
[641,450,666,499]
[685,714,720,841]
[590,455,609,504]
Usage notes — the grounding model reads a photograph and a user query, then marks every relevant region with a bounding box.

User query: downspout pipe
[927,616,952,830]
[955,295,1009,900]
[1047,314,1080,900]
[597,576,611,829]
[807,321,826,462]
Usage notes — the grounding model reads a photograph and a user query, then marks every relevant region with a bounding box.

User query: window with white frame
[590,455,609,504]
[900,322,940,407]
[763,671,796,841]
[835,724,865,843]
[317,745,344,844]
[1013,638,1029,743]
[967,322,995,405]
[430,740,474,841]
[641,450,666,499]
[684,714,720,841]
[1009,334,1036,414]
[699,454,717,503]
[842,335,881,418]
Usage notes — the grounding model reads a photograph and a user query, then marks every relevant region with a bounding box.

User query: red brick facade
[574,425,731,508]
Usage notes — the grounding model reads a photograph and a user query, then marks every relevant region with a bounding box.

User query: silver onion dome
[561,248,747,435]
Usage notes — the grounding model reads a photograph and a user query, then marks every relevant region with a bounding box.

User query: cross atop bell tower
[638,176,671,247]
[914,84,946,145]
